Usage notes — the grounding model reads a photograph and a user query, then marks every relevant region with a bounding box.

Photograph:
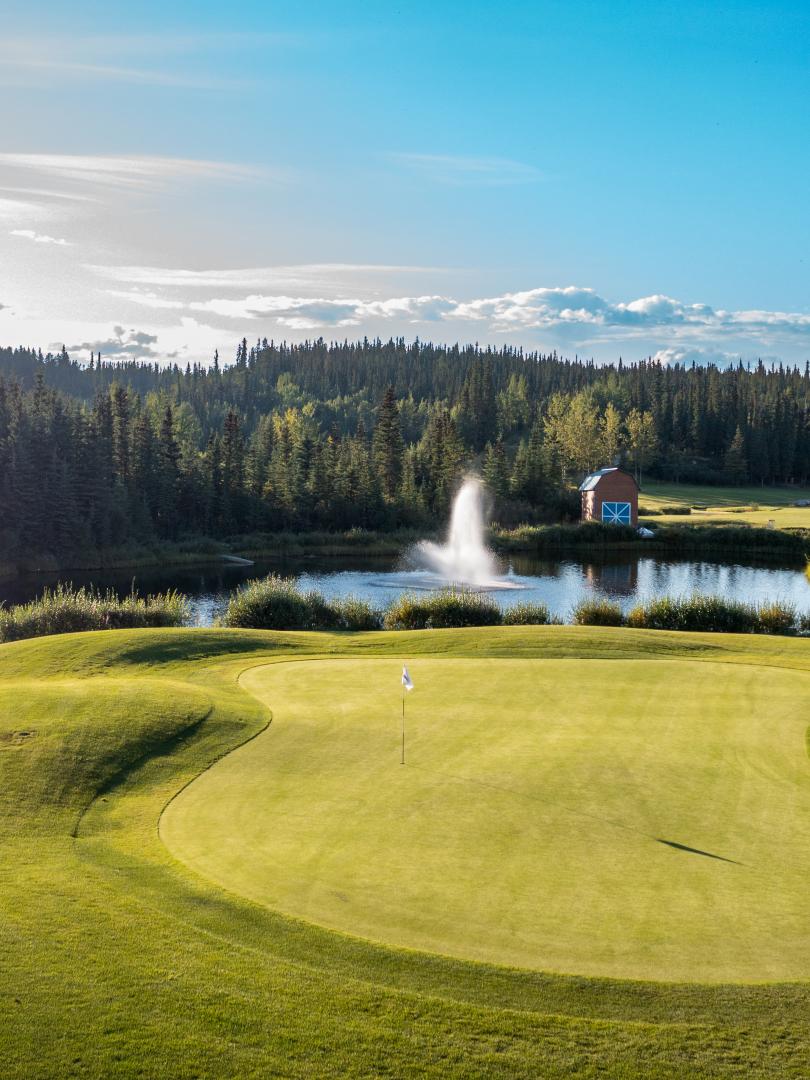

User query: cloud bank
[92,276,810,346]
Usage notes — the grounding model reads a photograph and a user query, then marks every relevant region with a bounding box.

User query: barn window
[602,501,631,525]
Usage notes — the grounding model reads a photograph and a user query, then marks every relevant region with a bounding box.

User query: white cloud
[11,228,70,246]
[0,32,296,90]
[0,185,96,203]
[450,286,610,326]
[391,153,543,186]
[0,153,269,189]
[650,347,742,367]
[89,276,810,355]
[186,293,455,324]
[106,289,186,310]
[90,262,441,289]
[8,272,810,370]
[359,295,455,321]
[0,195,55,223]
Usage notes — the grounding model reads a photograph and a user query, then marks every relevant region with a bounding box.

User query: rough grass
[626,595,798,634]
[222,574,383,631]
[382,588,502,629]
[227,580,556,633]
[4,627,810,1076]
[501,600,555,625]
[0,583,188,642]
[572,597,625,626]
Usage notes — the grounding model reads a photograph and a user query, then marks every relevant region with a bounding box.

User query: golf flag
[402,665,414,692]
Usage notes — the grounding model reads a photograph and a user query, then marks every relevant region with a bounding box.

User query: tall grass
[501,601,555,626]
[0,584,189,643]
[626,595,798,635]
[572,598,625,626]
[222,575,382,631]
[225,581,557,633]
[223,579,806,636]
[382,588,501,630]
[5,578,803,641]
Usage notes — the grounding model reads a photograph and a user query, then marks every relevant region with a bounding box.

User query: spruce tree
[723,426,748,485]
[372,386,404,501]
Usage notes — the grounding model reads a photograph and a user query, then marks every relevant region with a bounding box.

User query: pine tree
[110,384,130,486]
[157,405,181,536]
[723,426,748,485]
[372,386,404,500]
[483,440,510,498]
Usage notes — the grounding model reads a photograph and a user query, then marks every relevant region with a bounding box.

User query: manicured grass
[163,656,810,982]
[641,481,810,528]
[4,626,810,1076]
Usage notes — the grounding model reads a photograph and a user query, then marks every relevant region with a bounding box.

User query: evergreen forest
[1,337,808,561]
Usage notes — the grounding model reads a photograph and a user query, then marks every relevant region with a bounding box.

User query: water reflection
[583,560,639,596]
[1,551,808,626]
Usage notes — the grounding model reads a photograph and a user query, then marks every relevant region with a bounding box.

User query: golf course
[4,624,810,1077]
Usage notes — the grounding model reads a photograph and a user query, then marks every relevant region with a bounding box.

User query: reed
[572,598,625,626]
[0,584,189,643]
[382,588,501,630]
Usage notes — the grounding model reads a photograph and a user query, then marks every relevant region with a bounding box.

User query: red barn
[579,467,639,526]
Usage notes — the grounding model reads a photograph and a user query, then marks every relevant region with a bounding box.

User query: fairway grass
[4,626,810,1077]
[640,481,810,528]
[163,657,810,982]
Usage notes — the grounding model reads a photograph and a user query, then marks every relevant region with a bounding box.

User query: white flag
[401,665,414,691]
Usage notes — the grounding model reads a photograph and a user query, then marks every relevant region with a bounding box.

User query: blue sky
[1,0,809,366]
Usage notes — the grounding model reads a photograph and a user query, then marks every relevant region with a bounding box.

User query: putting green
[161,656,810,981]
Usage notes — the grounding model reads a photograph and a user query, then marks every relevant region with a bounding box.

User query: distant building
[579,467,639,526]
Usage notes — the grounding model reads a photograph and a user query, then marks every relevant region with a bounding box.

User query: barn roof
[579,467,637,492]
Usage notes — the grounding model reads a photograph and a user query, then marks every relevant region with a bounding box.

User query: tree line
[1,338,810,560]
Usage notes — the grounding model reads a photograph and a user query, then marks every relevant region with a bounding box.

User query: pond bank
[493,521,809,564]
[0,529,431,583]
[2,520,806,586]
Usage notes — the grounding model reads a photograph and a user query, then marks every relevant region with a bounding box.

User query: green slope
[1,627,810,1078]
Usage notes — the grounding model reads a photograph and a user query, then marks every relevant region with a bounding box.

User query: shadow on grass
[114,631,288,668]
[655,838,743,865]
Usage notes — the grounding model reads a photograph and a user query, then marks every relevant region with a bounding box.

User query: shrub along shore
[2,578,809,643]
[0,584,189,642]
[223,578,809,636]
[494,520,808,560]
[1,518,807,585]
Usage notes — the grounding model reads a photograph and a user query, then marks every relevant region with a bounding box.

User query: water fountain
[408,476,523,590]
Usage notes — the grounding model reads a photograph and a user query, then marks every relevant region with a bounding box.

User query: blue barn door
[601,501,631,525]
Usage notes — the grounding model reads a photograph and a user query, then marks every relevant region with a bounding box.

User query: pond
[2,550,809,626]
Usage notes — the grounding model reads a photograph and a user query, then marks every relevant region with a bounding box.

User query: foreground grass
[3,626,810,1077]
[641,481,810,528]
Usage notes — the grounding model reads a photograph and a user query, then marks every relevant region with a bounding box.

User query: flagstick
[401,684,406,765]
